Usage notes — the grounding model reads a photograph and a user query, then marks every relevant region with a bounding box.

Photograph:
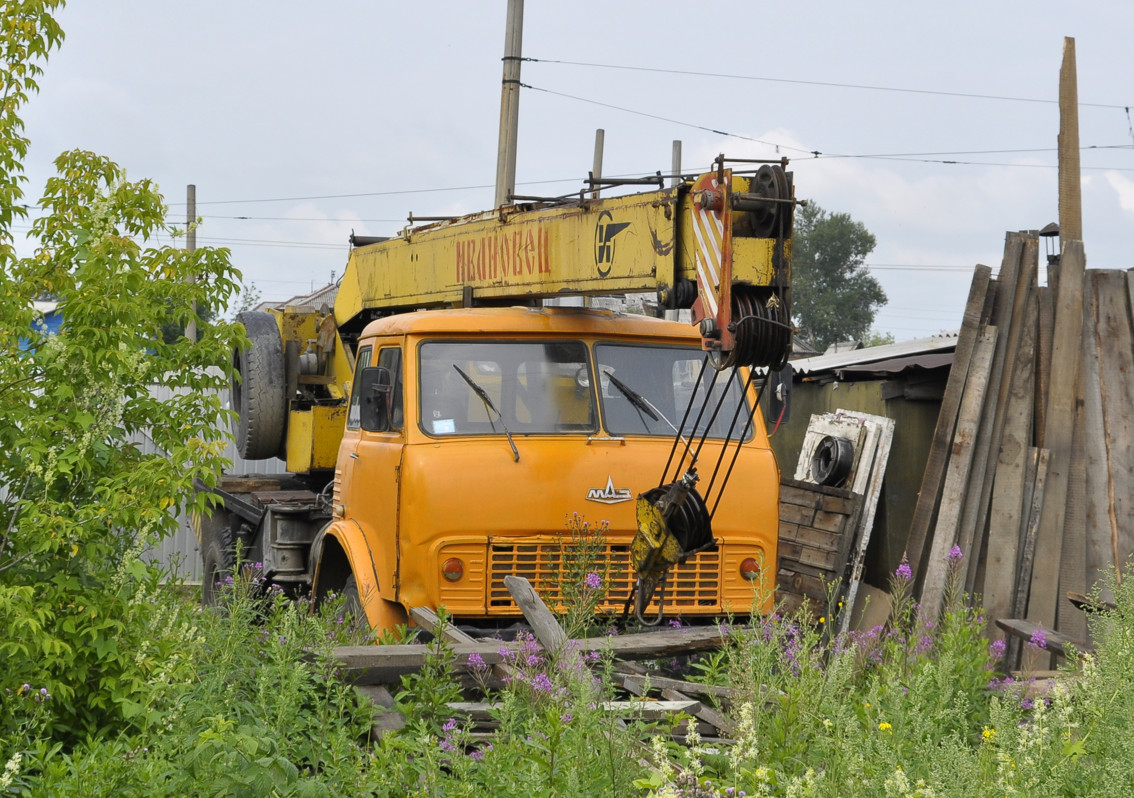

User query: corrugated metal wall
[135,383,287,583]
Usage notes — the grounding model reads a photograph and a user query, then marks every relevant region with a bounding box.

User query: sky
[14,1,1134,341]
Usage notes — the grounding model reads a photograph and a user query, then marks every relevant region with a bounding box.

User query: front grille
[487,539,721,614]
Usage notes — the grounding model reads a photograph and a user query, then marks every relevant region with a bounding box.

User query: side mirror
[764,363,792,429]
[360,366,394,432]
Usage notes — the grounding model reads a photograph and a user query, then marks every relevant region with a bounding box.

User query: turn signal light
[740,557,761,582]
[442,558,465,582]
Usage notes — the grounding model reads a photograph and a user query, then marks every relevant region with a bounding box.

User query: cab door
[347,343,406,600]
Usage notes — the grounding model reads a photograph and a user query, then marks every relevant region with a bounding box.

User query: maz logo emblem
[586,476,633,504]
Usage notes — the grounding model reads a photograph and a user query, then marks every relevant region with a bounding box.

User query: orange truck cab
[199,159,795,636]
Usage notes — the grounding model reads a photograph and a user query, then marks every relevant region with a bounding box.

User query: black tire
[201,520,237,606]
[342,574,372,637]
[232,310,287,460]
[811,435,855,487]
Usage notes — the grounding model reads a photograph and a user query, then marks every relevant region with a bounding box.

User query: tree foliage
[791,201,886,351]
[0,0,244,743]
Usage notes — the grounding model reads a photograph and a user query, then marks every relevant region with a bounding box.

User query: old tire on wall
[232,310,287,460]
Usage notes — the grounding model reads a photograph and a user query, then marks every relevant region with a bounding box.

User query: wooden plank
[1057,310,1089,645]
[409,606,516,680]
[919,326,998,622]
[620,674,734,699]
[778,524,842,552]
[905,265,993,574]
[1095,270,1134,585]
[618,674,734,735]
[600,700,701,720]
[1009,448,1050,667]
[965,235,1038,590]
[1028,240,1086,640]
[1083,273,1112,606]
[219,476,283,493]
[981,285,1037,639]
[334,626,729,685]
[504,574,568,655]
[1034,285,1055,447]
[958,235,1025,589]
[837,412,895,636]
[994,618,1090,658]
[777,540,839,571]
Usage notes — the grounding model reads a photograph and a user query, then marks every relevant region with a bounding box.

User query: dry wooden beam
[905,265,992,576]
[959,235,1026,589]
[1091,271,1134,590]
[619,674,734,700]
[618,673,734,736]
[1028,240,1086,645]
[335,626,729,685]
[409,606,516,681]
[994,618,1090,659]
[919,326,998,622]
[982,286,1037,638]
[504,574,569,655]
[965,234,1039,591]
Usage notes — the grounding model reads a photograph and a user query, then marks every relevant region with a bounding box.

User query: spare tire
[232,310,287,460]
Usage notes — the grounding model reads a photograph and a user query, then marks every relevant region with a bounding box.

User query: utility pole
[590,129,604,199]
[671,140,682,187]
[494,0,524,208]
[185,184,197,341]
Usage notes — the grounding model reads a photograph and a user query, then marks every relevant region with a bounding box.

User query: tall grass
[7,546,1134,796]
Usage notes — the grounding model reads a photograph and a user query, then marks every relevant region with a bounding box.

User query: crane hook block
[630,470,716,613]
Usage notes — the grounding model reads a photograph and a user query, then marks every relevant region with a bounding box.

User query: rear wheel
[201,522,237,606]
[232,310,287,460]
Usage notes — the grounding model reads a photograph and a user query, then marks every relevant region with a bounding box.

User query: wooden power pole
[1058,37,1082,245]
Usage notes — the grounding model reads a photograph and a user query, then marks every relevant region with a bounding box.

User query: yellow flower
[982,726,996,742]
[819,616,826,623]
[879,722,892,732]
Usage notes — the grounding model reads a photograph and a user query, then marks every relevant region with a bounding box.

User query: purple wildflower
[530,673,554,693]
[561,712,573,724]
[584,572,602,591]
[442,718,458,733]
[989,639,1006,660]
[948,545,963,563]
[469,748,486,761]
[1029,628,1047,650]
[468,652,487,670]
[669,618,682,629]
[895,562,913,581]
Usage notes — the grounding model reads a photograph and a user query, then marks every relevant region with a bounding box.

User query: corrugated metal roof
[789,331,959,377]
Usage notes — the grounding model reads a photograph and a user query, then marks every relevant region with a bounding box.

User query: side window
[376,347,403,431]
[346,346,373,429]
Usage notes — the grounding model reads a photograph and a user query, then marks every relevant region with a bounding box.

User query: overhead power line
[524,57,1131,110]
[522,82,1134,170]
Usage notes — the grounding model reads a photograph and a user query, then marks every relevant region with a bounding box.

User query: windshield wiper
[605,372,691,450]
[606,373,659,424]
[452,364,520,462]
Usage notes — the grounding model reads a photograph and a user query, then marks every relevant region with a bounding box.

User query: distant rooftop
[255,283,338,313]
[789,331,959,378]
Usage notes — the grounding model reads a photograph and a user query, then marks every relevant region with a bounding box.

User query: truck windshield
[418,340,596,435]
[594,343,753,440]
